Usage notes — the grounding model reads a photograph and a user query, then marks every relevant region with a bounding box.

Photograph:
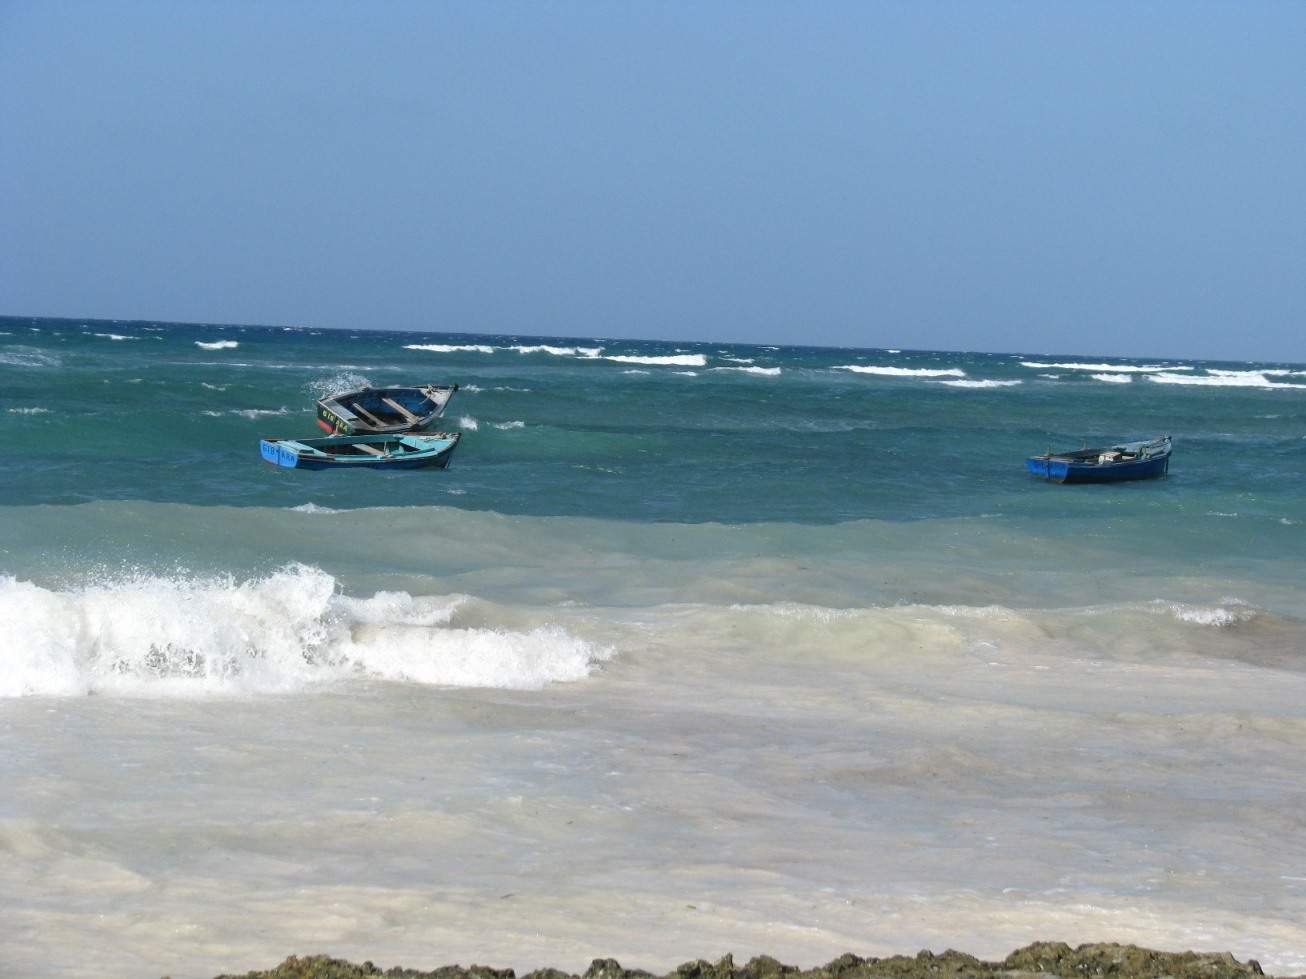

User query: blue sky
[2,2,1303,360]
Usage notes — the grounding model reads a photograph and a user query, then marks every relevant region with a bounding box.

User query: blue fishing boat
[315,384,458,435]
[1027,435,1171,484]
[260,432,461,470]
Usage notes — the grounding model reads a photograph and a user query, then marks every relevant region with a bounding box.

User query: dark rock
[214,943,1285,979]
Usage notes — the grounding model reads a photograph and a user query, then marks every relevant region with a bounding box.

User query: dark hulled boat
[1027,435,1172,484]
[315,384,458,435]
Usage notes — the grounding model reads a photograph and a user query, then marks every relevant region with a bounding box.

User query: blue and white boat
[260,432,461,470]
[1026,435,1172,484]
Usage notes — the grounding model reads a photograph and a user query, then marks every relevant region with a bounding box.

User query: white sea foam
[673,371,699,376]
[461,384,483,393]
[0,347,62,368]
[1038,373,1061,379]
[306,372,371,399]
[710,365,782,376]
[622,369,651,375]
[509,344,603,358]
[1208,368,1300,378]
[605,354,707,367]
[92,333,137,341]
[493,420,525,430]
[1092,373,1133,384]
[200,382,229,391]
[232,407,291,419]
[458,415,479,430]
[1146,371,1304,388]
[721,356,755,364]
[404,343,496,354]
[7,406,50,415]
[0,566,610,698]
[1151,599,1257,628]
[289,503,339,514]
[938,378,1021,388]
[1020,361,1189,373]
[833,364,966,378]
[195,340,239,351]
[885,348,901,354]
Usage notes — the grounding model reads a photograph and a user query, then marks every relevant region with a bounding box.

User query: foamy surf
[1146,371,1306,388]
[605,353,707,367]
[0,566,610,698]
[195,340,239,350]
[404,343,496,354]
[938,378,1021,388]
[833,364,966,377]
[1020,361,1189,373]
[710,365,782,376]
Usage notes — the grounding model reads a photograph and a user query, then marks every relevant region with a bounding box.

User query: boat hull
[315,384,457,435]
[1026,451,1170,483]
[260,433,460,471]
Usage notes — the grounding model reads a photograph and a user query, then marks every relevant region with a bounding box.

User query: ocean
[2,315,1305,977]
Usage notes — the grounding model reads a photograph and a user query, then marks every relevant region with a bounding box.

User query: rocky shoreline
[213,942,1303,979]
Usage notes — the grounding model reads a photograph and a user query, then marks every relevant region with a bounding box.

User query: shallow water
[2,317,1305,976]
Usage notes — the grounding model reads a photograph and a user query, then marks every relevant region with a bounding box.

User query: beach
[2,318,1305,977]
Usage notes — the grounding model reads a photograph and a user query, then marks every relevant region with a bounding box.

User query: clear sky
[2,2,1303,361]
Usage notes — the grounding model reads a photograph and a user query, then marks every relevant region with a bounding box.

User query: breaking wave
[7,406,50,415]
[92,333,137,341]
[833,365,966,378]
[1092,373,1133,383]
[195,340,239,351]
[403,343,496,354]
[0,566,611,698]
[938,378,1021,388]
[605,354,708,367]
[492,420,526,429]
[509,344,603,358]
[710,365,782,376]
[458,415,479,430]
[1146,372,1306,388]
[1020,361,1189,373]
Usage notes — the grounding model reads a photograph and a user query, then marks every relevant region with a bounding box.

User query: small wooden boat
[1027,435,1171,483]
[260,432,460,470]
[315,384,458,435]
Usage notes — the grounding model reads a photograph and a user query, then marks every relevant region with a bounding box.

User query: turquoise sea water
[3,315,1306,977]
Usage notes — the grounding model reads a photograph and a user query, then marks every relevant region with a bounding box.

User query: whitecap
[92,333,137,341]
[1020,361,1189,373]
[289,503,339,515]
[622,369,651,375]
[492,420,525,430]
[721,356,755,364]
[673,371,699,377]
[6,406,50,415]
[403,343,495,354]
[833,364,965,378]
[195,340,239,351]
[605,354,707,367]
[938,379,1022,388]
[710,365,782,376]
[201,382,229,391]
[458,415,479,430]
[508,344,603,358]
[1092,373,1132,384]
[1146,372,1303,388]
